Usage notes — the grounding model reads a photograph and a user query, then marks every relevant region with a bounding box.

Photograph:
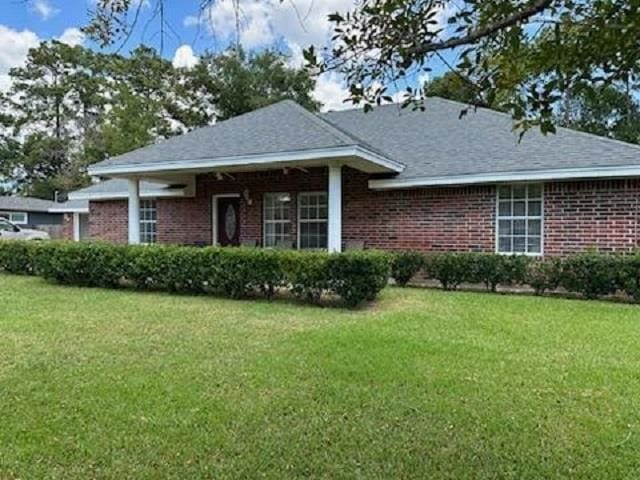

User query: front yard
[1,274,639,479]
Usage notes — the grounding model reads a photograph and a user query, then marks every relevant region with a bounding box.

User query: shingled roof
[0,196,57,213]
[88,97,640,186]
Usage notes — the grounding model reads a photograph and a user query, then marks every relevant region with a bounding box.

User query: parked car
[0,218,50,240]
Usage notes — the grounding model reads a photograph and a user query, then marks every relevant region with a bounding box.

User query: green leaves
[0,242,391,308]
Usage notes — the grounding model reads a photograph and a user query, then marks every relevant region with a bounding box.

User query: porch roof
[88,100,404,177]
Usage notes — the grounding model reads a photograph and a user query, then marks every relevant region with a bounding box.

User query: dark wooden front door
[217,197,241,246]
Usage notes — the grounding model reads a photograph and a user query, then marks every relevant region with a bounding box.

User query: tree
[0,38,318,198]
[82,0,640,133]
[189,48,318,121]
[558,84,640,144]
[425,72,483,105]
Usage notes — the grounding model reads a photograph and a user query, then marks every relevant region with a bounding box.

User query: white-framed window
[298,192,328,249]
[139,199,157,244]
[496,184,543,255]
[264,193,293,248]
[0,211,28,225]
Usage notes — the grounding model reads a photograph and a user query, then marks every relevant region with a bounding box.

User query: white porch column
[128,178,141,245]
[328,164,342,253]
[72,212,80,242]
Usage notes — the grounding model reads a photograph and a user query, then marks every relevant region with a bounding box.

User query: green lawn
[1,275,640,479]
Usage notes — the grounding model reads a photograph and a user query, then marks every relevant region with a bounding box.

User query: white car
[0,218,50,241]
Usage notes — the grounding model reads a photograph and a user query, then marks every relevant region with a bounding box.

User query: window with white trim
[298,192,328,249]
[264,193,293,248]
[0,211,28,225]
[139,200,157,244]
[497,184,543,255]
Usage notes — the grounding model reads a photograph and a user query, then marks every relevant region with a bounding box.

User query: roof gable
[95,100,369,170]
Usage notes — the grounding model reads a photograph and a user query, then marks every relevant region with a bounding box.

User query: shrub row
[391,250,640,302]
[0,241,390,307]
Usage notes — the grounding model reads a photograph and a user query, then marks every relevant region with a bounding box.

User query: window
[497,184,543,255]
[264,193,292,248]
[0,211,27,225]
[298,192,328,249]
[139,200,157,244]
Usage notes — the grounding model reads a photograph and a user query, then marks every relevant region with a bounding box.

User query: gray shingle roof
[88,97,640,182]
[323,98,640,180]
[0,196,57,212]
[95,100,376,169]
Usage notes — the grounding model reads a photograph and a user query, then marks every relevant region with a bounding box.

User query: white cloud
[173,45,199,69]
[313,73,351,112]
[0,25,40,84]
[32,0,59,20]
[186,0,274,49]
[58,27,85,47]
[0,25,88,92]
[186,0,354,52]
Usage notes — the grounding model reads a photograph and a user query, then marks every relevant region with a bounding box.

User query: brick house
[69,98,640,256]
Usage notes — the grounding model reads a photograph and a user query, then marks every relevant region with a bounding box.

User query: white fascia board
[369,165,640,190]
[88,146,405,176]
[68,189,188,201]
[48,207,90,214]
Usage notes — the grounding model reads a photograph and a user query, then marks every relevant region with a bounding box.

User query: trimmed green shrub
[0,241,42,275]
[279,251,330,302]
[561,253,622,299]
[425,253,471,290]
[391,251,424,287]
[328,251,390,306]
[0,241,389,307]
[36,241,128,288]
[618,254,640,303]
[526,258,564,295]
[471,254,531,292]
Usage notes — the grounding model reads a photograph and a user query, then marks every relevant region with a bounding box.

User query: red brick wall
[89,200,128,244]
[343,171,496,252]
[87,168,640,255]
[544,179,640,255]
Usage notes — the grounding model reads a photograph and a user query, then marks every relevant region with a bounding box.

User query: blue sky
[0,0,450,110]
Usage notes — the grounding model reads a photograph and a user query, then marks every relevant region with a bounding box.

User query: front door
[217,197,240,246]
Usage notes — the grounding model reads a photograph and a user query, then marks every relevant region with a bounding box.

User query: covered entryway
[213,195,241,246]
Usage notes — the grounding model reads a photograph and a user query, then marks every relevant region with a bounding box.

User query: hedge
[2,241,639,304]
[389,249,640,303]
[0,241,390,307]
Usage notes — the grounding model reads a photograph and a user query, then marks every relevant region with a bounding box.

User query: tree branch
[410,0,555,55]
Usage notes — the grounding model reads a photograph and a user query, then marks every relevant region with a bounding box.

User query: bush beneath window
[391,251,424,287]
[0,241,390,307]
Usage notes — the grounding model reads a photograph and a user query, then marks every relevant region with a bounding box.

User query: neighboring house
[0,196,89,240]
[0,196,60,228]
[69,98,640,256]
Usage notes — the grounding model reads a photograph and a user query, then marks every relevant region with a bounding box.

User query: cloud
[58,27,85,47]
[0,25,40,77]
[32,0,59,20]
[185,0,354,52]
[0,25,87,92]
[173,45,199,69]
[313,73,351,112]
[186,0,274,50]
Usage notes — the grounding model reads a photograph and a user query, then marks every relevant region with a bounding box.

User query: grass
[1,275,640,479]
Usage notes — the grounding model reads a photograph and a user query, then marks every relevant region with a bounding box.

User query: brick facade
[89,200,128,243]
[544,179,640,255]
[88,168,640,256]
